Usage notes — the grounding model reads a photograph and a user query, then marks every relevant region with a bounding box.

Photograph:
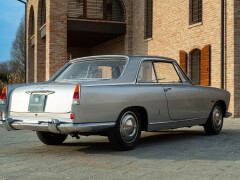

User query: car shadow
[7,128,239,161]
[57,128,239,161]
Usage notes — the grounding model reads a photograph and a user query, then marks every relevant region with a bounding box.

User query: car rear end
[0,56,128,135]
[0,83,114,134]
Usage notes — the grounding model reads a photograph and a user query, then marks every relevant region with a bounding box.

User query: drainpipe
[17,0,27,83]
[221,0,225,89]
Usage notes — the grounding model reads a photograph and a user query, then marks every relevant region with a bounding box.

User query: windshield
[55,59,127,82]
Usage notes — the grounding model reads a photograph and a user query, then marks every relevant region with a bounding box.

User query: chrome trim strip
[70,55,129,63]
[0,119,116,134]
[150,118,207,125]
[83,83,135,87]
[135,58,192,86]
[0,120,3,128]
[2,118,15,130]
[225,112,232,118]
[25,90,55,95]
[135,58,176,84]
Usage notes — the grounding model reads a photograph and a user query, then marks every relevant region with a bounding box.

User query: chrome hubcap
[213,107,223,130]
[120,112,138,142]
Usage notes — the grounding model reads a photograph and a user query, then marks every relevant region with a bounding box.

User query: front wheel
[204,104,224,135]
[108,109,142,150]
[36,131,68,145]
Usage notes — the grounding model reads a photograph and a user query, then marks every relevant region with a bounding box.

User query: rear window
[55,59,126,82]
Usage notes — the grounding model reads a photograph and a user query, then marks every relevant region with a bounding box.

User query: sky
[0,0,25,63]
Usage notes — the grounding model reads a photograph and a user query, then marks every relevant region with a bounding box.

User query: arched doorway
[190,49,201,85]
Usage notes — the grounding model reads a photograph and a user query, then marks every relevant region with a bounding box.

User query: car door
[153,61,204,120]
[137,60,170,124]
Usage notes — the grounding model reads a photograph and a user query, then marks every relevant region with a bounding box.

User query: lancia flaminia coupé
[0,55,231,150]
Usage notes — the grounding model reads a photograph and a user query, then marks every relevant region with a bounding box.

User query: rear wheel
[36,131,68,145]
[108,109,141,150]
[204,104,224,135]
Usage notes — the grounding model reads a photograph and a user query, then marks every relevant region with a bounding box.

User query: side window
[154,62,182,83]
[174,63,188,83]
[138,61,157,83]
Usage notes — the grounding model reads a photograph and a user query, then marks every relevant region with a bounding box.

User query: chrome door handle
[164,88,171,92]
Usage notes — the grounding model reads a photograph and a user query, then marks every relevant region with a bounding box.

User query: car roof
[71,55,177,63]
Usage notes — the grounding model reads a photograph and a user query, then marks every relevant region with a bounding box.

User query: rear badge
[34,97,40,103]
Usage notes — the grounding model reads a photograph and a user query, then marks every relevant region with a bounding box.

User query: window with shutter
[41,0,46,26]
[179,50,188,73]
[189,0,202,25]
[29,7,35,37]
[200,45,211,86]
[145,0,153,39]
[67,0,125,21]
[190,49,201,85]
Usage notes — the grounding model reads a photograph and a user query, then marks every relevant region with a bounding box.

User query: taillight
[0,86,6,104]
[73,83,80,104]
[0,86,6,99]
[70,113,74,119]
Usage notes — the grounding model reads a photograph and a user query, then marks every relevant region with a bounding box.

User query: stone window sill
[188,22,203,29]
[30,34,35,40]
[144,38,153,42]
[39,23,46,31]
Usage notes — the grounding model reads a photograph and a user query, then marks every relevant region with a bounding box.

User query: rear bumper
[225,112,232,118]
[0,118,115,134]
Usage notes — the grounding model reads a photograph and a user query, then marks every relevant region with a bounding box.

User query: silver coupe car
[0,55,231,150]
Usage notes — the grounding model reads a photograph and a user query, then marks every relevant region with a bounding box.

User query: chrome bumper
[225,112,232,118]
[0,118,115,134]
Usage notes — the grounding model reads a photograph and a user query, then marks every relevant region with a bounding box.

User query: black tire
[204,104,224,135]
[108,109,142,150]
[36,131,68,145]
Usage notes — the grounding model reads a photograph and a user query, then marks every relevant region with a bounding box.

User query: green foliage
[0,73,9,83]
[0,70,25,93]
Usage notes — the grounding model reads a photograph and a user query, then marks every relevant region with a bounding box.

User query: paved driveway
[1,118,240,180]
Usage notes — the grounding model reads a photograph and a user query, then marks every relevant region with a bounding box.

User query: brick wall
[26,0,239,116]
[91,36,125,55]
[149,0,222,89]
[37,0,46,82]
[132,0,148,55]
[27,0,131,82]
[127,0,237,116]
[234,0,240,117]
[26,0,67,82]
[47,0,68,79]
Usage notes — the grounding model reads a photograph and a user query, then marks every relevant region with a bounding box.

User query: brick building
[26,0,240,117]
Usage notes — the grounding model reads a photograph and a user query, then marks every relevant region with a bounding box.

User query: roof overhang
[67,18,126,48]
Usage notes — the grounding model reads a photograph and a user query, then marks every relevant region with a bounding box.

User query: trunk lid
[9,83,76,113]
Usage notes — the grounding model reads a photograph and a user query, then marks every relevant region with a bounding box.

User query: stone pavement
[1,118,240,180]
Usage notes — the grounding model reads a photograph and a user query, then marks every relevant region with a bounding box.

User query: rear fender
[0,104,7,121]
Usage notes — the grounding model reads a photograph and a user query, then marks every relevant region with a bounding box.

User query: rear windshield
[55,59,127,82]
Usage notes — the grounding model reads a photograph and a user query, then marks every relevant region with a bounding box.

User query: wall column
[46,0,68,80]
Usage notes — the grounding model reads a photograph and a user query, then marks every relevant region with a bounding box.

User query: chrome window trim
[153,60,183,84]
[174,62,194,85]
[136,60,158,83]
[136,58,190,85]
[136,58,167,84]
[53,55,129,82]
[149,117,207,125]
